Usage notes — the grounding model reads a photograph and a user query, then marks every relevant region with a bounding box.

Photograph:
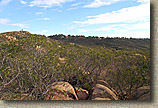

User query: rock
[75,87,89,100]
[82,71,90,75]
[130,53,146,59]
[45,81,78,100]
[70,43,75,45]
[36,45,46,53]
[97,80,118,95]
[97,80,111,88]
[92,98,111,100]
[59,57,66,63]
[58,45,61,48]
[138,92,150,100]
[131,86,150,100]
[92,84,118,100]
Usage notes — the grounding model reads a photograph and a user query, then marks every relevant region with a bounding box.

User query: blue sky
[0,0,150,38]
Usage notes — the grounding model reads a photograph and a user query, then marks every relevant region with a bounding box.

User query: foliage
[0,31,150,100]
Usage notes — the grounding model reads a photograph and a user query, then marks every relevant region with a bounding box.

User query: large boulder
[91,80,118,100]
[45,81,78,100]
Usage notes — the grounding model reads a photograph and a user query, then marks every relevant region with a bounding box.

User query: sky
[0,0,150,38]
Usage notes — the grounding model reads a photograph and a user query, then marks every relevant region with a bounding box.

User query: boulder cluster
[20,80,149,100]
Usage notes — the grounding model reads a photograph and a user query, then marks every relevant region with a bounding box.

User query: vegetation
[0,31,150,100]
[48,34,150,50]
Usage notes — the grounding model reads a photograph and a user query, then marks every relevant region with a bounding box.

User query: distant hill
[48,34,150,50]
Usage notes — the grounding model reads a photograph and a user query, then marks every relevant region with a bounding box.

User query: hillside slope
[0,31,150,100]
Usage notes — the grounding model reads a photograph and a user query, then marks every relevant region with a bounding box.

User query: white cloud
[20,0,27,4]
[72,21,80,23]
[83,0,150,8]
[43,18,50,20]
[72,2,83,6]
[81,1,150,38]
[78,29,89,32]
[94,21,150,32]
[36,12,43,15]
[10,23,29,28]
[31,30,48,35]
[94,26,116,31]
[29,0,74,8]
[0,0,12,6]
[67,7,78,11]
[0,18,10,24]
[51,9,58,11]
[42,30,48,33]
[84,0,122,8]
[38,18,51,20]
[51,9,63,12]
[0,18,29,28]
[67,26,75,29]
[137,0,150,3]
[129,21,150,30]
[74,3,150,25]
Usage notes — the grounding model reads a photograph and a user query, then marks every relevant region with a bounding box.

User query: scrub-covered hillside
[0,31,150,100]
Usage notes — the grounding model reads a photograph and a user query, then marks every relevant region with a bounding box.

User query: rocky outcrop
[44,81,119,100]
[44,81,150,100]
